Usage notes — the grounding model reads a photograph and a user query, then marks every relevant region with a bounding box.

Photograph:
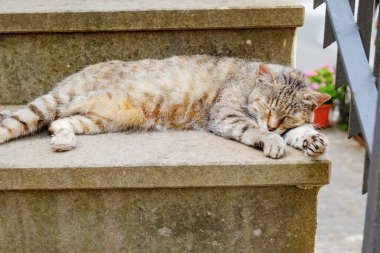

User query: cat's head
[248,64,330,134]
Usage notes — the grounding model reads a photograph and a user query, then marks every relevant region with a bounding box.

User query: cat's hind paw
[50,129,77,152]
[302,133,328,157]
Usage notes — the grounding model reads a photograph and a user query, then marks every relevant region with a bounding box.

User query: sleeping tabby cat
[0,55,330,159]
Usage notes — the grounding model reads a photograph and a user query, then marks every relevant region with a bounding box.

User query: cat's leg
[208,107,286,159]
[49,114,108,151]
[283,124,328,157]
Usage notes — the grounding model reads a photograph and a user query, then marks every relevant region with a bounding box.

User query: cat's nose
[268,126,277,132]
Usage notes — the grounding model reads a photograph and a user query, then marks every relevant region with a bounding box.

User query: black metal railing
[314,0,380,251]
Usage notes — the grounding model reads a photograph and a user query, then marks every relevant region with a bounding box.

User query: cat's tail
[0,93,59,144]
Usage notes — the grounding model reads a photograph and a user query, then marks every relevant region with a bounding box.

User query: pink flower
[304,70,318,77]
[321,64,331,68]
[329,67,335,73]
[311,83,319,91]
[320,82,326,87]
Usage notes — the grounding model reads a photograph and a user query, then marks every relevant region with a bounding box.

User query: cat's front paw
[303,133,328,157]
[263,134,286,159]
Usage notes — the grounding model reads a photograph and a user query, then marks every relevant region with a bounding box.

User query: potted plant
[304,65,337,128]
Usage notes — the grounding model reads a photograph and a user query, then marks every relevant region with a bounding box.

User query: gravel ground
[316,128,367,253]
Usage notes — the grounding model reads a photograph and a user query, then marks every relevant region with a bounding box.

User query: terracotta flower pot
[314,104,332,128]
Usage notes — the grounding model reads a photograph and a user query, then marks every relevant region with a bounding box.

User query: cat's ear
[257,64,275,82]
[303,92,331,108]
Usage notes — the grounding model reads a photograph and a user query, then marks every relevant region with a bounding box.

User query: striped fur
[0,55,330,158]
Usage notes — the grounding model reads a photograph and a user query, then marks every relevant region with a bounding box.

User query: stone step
[0,0,304,104]
[0,125,329,252]
[0,130,329,190]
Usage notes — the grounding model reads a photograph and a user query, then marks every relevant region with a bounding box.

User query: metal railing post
[362,83,380,252]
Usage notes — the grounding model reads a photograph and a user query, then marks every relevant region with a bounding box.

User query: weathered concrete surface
[0,130,330,190]
[0,0,304,13]
[0,130,329,252]
[0,0,304,32]
[0,187,319,253]
[0,28,297,104]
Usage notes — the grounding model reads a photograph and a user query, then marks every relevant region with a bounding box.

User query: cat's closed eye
[252,100,270,117]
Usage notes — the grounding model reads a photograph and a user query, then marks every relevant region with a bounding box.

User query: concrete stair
[0,130,329,253]
[0,1,330,253]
